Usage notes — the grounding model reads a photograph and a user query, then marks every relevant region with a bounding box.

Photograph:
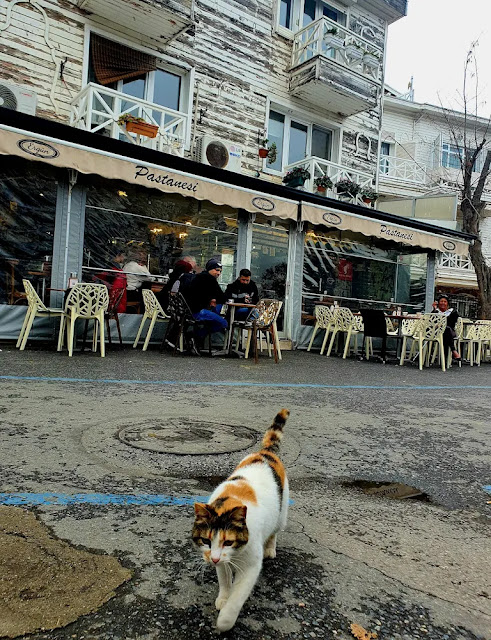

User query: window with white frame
[278,0,347,31]
[441,142,483,173]
[380,141,391,174]
[88,33,190,121]
[267,108,334,172]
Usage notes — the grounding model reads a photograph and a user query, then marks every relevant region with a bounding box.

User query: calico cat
[192,409,290,632]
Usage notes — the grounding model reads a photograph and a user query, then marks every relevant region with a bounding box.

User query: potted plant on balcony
[335,178,360,200]
[344,41,364,62]
[314,175,333,195]
[324,26,344,50]
[360,186,378,205]
[267,142,277,165]
[259,139,270,159]
[118,114,159,139]
[363,49,381,70]
[283,166,311,188]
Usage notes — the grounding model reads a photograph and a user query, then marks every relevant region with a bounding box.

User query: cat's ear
[229,505,247,524]
[194,503,212,519]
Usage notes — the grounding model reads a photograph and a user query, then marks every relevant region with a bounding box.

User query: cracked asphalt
[0,345,490,640]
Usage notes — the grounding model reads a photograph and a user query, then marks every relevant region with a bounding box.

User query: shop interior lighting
[117,191,128,197]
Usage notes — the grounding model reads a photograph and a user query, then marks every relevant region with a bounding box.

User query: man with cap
[187,258,228,334]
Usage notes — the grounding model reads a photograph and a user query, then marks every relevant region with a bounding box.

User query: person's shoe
[164,339,176,349]
[452,350,461,360]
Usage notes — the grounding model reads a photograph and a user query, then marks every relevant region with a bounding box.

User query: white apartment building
[0,0,475,344]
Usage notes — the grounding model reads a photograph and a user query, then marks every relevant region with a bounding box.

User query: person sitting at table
[123,251,152,309]
[156,255,197,311]
[224,268,259,320]
[432,295,460,361]
[187,258,227,336]
[94,250,127,312]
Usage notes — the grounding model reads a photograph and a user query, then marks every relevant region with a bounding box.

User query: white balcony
[285,156,374,206]
[290,17,382,116]
[74,0,195,43]
[437,252,477,289]
[379,155,427,185]
[70,83,189,155]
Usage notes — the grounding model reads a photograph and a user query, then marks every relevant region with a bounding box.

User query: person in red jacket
[94,250,127,313]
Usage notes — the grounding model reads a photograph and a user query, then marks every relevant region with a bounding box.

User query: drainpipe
[374,21,389,194]
[191,80,202,155]
[62,170,78,287]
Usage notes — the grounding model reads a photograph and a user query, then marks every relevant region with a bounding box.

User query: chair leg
[68,315,76,357]
[270,327,279,364]
[106,317,112,346]
[343,329,352,359]
[115,313,123,346]
[418,338,424,371]
[143,311,158,351]
[244,329,252,359]
[266,332,272,357]
[99,313,105,357]
[307,323,319,351]
[273,323,282,361]
[16,307,32,348]
[133,315,147,348]
[399,337,407,365]
[92,321,98,352]
[19,310,36,351]
[439,336,446,372]
[253,328,259,364]
[320,328,330,355]
[326,329,338,357]
[57,315,66,352]
[81,319,90,353]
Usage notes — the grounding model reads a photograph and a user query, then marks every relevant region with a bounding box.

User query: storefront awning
[301,202,470,255]
[0,125,299,221]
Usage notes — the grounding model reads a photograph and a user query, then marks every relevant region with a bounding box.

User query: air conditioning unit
[195,135,242,173]
[0,82,37,116]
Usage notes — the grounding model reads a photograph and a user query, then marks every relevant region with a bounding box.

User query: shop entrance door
[250,216,291,336]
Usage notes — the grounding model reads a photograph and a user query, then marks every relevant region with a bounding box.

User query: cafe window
[0,157,57,306]
[301,227,427,323]
[82,176,238,291]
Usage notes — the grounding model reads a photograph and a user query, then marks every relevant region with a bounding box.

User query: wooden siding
[0,0,390,181]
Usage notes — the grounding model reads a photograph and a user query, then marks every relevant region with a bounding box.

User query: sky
[385,0,491,116]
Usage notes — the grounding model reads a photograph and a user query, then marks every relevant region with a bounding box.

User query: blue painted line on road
[0,492,295,506]
[0,375,490,391]
[0,492,209,506]
[483,486,491,495]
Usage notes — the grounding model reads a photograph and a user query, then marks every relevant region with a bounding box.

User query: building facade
[0,0,474,344]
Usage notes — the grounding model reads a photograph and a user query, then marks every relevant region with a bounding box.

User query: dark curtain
[90,34,156,86]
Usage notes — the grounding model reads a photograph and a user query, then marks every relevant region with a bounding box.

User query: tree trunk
[461,199,491,318]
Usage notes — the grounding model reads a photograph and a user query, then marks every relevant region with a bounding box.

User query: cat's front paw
[215,594,229,610]
[264,547,276,559]
[216,609,238,632]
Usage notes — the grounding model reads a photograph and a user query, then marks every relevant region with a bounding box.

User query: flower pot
[259,148,269,158]
[324,34,345,50]
[316,186,327,195]
[344,43,363,61]
[125,121,159,139]
[284,176,306,188]
[362,196,373,204]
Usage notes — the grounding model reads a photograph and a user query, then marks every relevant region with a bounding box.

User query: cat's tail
[262,409,290,453]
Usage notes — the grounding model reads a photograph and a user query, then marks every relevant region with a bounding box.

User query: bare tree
[440,44,491,318]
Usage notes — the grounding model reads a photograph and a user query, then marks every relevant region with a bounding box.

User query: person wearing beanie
[187,258,227,335]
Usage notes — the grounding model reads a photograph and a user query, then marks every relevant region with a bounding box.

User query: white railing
[70,83,189,155]
[292,16,383,84]
[285,156,374,206]
[438,252,473,270]
[379,155,427,184]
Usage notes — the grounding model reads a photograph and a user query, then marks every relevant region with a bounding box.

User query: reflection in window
[279,0,293,29]
[0,157,57,305]
[301,228,427,322]
[82,177,238,288]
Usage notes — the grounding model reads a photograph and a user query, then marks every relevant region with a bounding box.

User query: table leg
[226,306,236,353]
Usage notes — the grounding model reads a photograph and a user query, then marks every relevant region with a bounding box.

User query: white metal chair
[57,284,109,357]
[398,317,423,365]
[307,305,336,354]
[133,289,170,351]
[412,314,447,371]
[244,300,283,363]
[16,279,65,351]
[326,307,361,359]
[460,321,491,366]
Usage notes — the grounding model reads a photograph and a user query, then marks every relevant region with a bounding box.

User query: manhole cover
[343,480,428,500]
[118,419,258,455]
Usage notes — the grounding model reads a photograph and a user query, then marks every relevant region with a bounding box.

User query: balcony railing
[438,253,473,270]
[70,83,189,155]
[291,16,383,84]
[285,156,374,206]
[379,155,427,184]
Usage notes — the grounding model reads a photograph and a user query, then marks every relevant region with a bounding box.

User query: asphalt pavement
[0,345,489,640]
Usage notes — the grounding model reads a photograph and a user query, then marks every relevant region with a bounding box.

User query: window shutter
[91,34,157,86]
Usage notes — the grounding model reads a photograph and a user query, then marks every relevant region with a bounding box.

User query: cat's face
[192,503,248,565]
